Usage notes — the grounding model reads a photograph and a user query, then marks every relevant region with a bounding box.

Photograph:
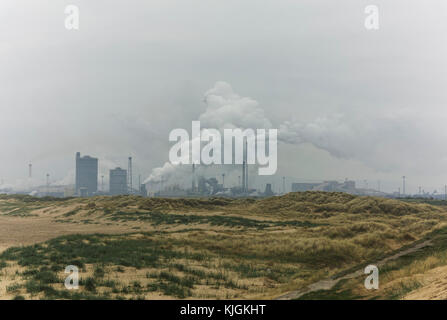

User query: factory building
[291,183,321,192]
[109,167,128,195]
[75,152,98,196]
[140,184,148,197]
[264,183,274,196]
[291,180,357,193]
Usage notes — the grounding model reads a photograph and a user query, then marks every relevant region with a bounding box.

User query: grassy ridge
[0,232,300,299]
[1,192,447,299]
[297,225,447,300]
[106,211,320,229]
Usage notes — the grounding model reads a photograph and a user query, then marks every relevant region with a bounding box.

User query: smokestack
[402,176,406,196]
[29,163,32,178]
[242,161,246,192]
[128,157,133,194]
[245,141,248,192]
[192,164,196,192]
[282,176,286,194]
[245,163,248,192]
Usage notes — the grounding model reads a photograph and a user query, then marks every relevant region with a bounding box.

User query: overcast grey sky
[2,0,447,193]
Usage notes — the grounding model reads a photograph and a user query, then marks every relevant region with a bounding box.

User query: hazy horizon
[2,0,447,194]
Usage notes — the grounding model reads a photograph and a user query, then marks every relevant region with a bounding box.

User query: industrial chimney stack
[245,141,248,192]
[242,161,246,193]
[241,140,249,193]
[128,157,133,194]
[192,164,196,192]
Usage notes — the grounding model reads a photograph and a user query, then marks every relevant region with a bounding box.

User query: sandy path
[0,215,137,253]
[403,264,447,300]
[276,240,432,300]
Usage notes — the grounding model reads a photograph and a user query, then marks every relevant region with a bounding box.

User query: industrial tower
[128,157,133,194]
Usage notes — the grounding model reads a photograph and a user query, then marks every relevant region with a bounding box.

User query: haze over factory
[1,149,439,201]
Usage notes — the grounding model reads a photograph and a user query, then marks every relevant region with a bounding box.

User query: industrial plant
[1,151,445,200]
[75,152,98,197]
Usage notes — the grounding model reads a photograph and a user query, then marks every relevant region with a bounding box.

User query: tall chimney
[128,157,133,194]
[242,161,246,192]
[192,164,196,191]
[245,141,248,192]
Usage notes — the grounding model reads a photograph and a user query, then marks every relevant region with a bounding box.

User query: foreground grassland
[1,192,447,300]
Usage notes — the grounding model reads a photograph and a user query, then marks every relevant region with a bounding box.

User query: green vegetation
[107,211,320,230]
[400,198,447,207]
[0,231,300,299]
[62,207,81,217]
[0,201,39,217]
[294,225,447,300]
[0,194,74,202]
[1,191,447,299]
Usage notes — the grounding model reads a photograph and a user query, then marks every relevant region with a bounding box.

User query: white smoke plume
[278,110,441,172]
[145,162,190,185]
[199,81,272,130]
[279,114,364,159]
[0,177,44,193]
[144,81,274,187]
[145,81,437,188]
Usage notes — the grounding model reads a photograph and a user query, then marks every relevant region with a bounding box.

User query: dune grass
[1,192,447,299]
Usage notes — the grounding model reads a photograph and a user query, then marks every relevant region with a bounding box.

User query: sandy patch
[0,215,137,253]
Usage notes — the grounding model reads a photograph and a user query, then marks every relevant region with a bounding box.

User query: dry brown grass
[1,191,447,300]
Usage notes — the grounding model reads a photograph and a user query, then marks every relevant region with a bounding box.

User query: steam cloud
[145,81,439,188]
[144,81,273,187]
